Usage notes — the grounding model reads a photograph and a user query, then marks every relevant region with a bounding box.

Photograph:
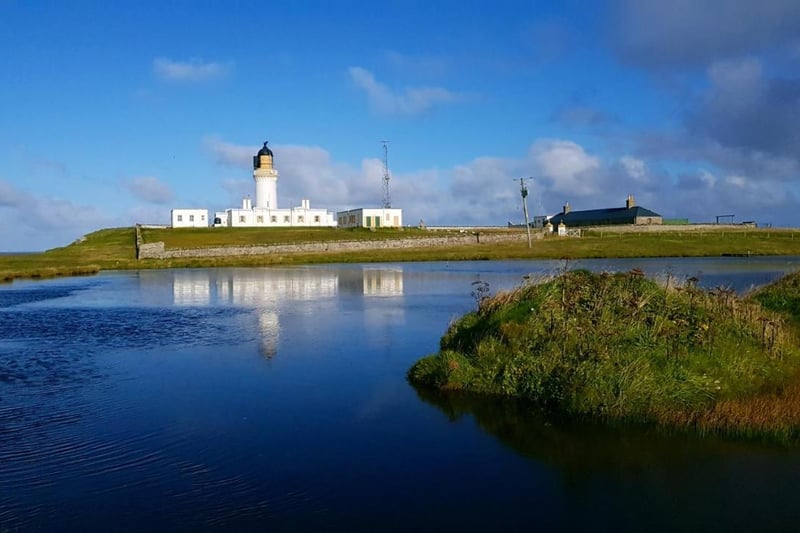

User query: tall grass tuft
[408,269,800,441]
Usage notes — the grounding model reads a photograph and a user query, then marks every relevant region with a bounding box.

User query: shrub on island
[409,269,800,440]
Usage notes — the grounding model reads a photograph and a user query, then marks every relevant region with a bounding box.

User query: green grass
[141,226,455,248]
[408,269,800,442]
[751,271,800,323]
[0,227,137,282]
[3,225,800,283]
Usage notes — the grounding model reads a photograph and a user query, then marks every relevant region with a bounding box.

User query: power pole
[381,140,391,208]
[517,177,532,248]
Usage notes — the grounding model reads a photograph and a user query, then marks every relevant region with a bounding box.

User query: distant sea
[0,251,37,255]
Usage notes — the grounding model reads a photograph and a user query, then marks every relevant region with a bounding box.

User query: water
[2,257,800,531]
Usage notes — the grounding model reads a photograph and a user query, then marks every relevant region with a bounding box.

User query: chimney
[563,202,571,215]
[626,194,635,209]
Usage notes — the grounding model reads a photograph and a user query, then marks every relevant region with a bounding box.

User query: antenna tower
[381,140,391,208]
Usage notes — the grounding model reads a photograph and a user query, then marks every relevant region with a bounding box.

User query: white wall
[171,209,209,228]
[224,204,336,228]
[336,208,403,228]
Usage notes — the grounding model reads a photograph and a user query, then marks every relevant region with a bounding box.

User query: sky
[1,0,800,251]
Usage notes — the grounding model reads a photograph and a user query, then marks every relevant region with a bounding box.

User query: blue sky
[2,0,800,251]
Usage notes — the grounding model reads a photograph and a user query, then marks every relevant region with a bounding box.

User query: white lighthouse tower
[253,141,278,209]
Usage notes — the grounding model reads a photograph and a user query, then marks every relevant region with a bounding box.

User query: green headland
[3,225,800,282]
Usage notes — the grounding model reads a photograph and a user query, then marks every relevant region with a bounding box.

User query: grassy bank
[408,269,800,442]
[3,225,800,283]
[0,228,137,282]
[140,226,451,248]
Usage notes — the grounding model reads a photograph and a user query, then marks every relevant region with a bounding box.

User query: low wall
[584,224,752,233]
[137,231,536,260]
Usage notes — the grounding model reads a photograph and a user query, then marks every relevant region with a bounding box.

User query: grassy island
[409,269,800,442]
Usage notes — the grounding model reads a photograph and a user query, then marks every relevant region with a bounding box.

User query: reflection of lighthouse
[253,141,278,209]
[214,269,339,360]
[168,267,407,359]
[258,311,279,359]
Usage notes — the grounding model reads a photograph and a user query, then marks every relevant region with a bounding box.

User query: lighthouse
[253,141,278,209]
[189,138,337,228]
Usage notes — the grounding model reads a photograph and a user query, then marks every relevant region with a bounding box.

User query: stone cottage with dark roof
[547,195,662,228]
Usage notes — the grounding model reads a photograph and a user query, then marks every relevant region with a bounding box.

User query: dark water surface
[2,258,800,531]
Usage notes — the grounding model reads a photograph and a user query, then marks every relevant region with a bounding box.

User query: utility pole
[381,140,391,208]
[517,177,532,248]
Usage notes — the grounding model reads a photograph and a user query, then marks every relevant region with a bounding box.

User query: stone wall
[137,231,537,260]
[586,223,749,233]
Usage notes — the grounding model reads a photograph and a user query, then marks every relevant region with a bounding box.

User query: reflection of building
[172,270,211,305]
[169,266,406,359]
[362,268,404,296]
[214,269,339,359]
[216,270,337,304]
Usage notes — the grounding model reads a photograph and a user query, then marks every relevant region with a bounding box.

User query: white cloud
[0,178,117,251]
[530,139,602,196]
[0,179,25,207]
[203,136,257,167]
[123,176,174,204]
[725,175,747,188]
[619,156,649,183]
[127,205,169,226]
[348,66,468,116]
[220,178,251,205]
[200,136,800,231]
[153,57,232,82]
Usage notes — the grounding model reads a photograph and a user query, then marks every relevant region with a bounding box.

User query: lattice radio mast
[381,140,391,208]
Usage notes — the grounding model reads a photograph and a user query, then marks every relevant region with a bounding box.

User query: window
[177,215,183,222]
[201,214,206,221]
[298,216,304,223]
[239,215,246,223]
[271,216,277,223]
[257,215,264,223]
[314,215,320,223]
[189,215,195,222]
[284,216,290,223]
[349,215,356,224]
[385,213,390,221]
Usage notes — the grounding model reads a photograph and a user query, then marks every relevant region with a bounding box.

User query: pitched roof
[549,205,661,226]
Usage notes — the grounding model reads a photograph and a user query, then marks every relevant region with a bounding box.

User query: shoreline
[3,225,800,283]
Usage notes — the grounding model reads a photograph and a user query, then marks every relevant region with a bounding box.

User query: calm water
[2,257,800,531]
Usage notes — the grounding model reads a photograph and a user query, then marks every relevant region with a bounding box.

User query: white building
[172,140,406,229]
[212,142,336,228]
[171,208,208,228]
[336,208,403,229]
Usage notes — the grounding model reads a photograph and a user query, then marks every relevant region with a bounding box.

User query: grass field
[140,226,454,248]
[2,225,800,283]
